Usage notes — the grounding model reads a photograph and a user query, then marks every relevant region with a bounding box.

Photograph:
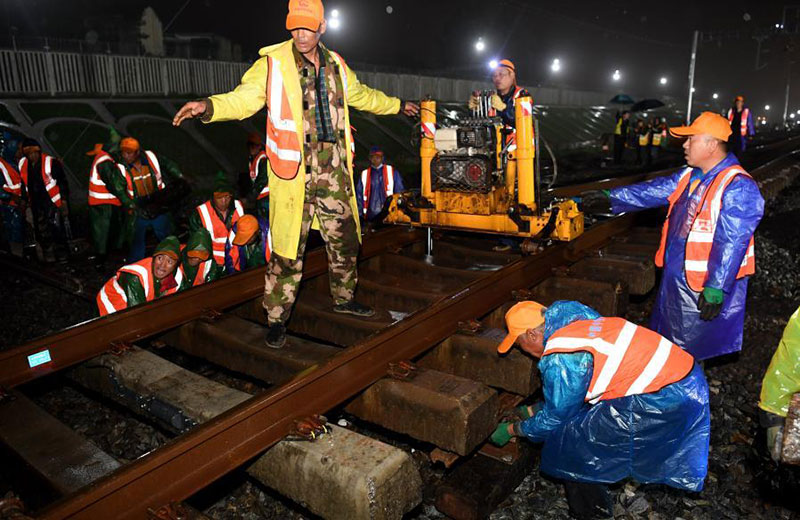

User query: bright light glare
[551,58,561,73]
[691,87,696,93]
[475,38,485,52]
[765,105,771,110]
[328,17,341,29]
[712,93,719,99]
[791,113,796,119]
[659,77,668,85]
[612,69,621,81]
[331,9,340,18]
[489,59,498,69]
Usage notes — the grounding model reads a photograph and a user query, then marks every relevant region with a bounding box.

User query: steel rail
[38,213,635,520]
[0,227,424,389]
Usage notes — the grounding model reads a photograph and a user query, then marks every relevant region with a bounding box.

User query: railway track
[1,147,799,520]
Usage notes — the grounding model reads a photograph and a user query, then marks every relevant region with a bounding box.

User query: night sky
[2,1,799,117]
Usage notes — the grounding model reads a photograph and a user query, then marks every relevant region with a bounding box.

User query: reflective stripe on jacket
[543,317,695,404]
[360,165,394,215]
[654,166,756,292]
[249,150,269,199]
[96,257,182,316]
[727,108,750,137]
[195,200,244,265]
[19,154,62,208]
[0,157,22,198]
[88,152,126,206]
[125,150,165,199]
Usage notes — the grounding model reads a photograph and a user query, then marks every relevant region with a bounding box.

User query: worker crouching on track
[172,0,420,348]
[179,229,222,289]
[355,146,404,225]
[581,112,764,362]
[492,300,710,519]
[189,172,244,267]
[224,214,270,274]
[96,236,183,316]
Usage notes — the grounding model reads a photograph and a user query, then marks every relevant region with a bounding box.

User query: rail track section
[0,150,798,520]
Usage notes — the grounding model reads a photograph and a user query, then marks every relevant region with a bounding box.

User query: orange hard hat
[497,301,546,354]
[498,59,515,73]
[120,137,141,152]
[286,0,324,31]
[668,111,732,142]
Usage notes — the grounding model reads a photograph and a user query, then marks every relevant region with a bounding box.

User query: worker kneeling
[96,237,182,316]
[492,300,710,519]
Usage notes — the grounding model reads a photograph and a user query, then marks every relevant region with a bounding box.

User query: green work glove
[509,402,543,421]
[490,422,516,447]
[698,287,724,321]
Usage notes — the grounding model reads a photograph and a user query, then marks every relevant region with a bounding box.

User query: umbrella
[609,94,635,105]
[631,99,665,112]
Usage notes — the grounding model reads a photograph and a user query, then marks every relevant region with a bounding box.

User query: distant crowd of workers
[0,0,790,516]
[612,95,756,167]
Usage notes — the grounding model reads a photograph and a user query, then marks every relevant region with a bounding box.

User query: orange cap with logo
[286,0,324,31]
[497,301,546,354]
[668,111,732,142]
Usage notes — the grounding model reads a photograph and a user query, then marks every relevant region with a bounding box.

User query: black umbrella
[631,99,665,112]
[609,94,635,105]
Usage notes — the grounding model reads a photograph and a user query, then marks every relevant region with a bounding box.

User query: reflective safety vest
[96,257,183,316]
[125,150,165,199]
[543,317,695,404]
[652,132,663,146]
[360,165,394,216]
[179,257,213,288]
[638,131,650,146]
[727,108,750,137]
[225,223,271,273]
[264,51,354,180]
[654,166,756,292]
[195,199,244,265]
[249,150,269,199]
[0,157,22,201]
[18,154,62,208]
[88,151,126,206]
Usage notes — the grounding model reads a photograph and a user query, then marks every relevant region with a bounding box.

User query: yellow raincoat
[205,39,401,259]
[759,306,800,417]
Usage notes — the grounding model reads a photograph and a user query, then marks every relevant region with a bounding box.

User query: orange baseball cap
[120,137,141,152]
[286,0,324,31]
[233,215,259,246]
[498,59,515,72]
[497,301,546,354]
[668,111,732,142]
[735,95,745,102]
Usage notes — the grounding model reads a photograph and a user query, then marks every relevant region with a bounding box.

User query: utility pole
[686,30,699,125]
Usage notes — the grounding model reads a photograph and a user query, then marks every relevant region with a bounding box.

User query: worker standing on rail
[224,214,270,274]
[0,141,25,257]
[727,95,755,158]
[650,116,666,164]
[172,0,420,348]
[86,143,133,268]
[178,229,222,289]
[96,236,183,316]
[634,119,651,166]
[580,112,764,361]
[491,300,710,519]
[120,137,190,263]
[355,146,404,224]
[470,59,531,144]
[247,133,269,219]
[189,172,244,266]
[18,138,70,263]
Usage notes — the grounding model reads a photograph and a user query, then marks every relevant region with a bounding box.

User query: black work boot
[265,323,287,349]
[332,300,375,317]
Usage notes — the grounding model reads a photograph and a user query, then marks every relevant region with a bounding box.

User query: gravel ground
[2,173,799,519]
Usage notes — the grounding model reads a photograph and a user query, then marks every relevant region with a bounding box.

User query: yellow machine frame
[385,97,583,242]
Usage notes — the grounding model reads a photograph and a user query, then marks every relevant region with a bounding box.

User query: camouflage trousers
[262,142,359,325]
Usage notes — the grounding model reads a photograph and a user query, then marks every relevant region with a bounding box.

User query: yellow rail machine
[385,94,583,242]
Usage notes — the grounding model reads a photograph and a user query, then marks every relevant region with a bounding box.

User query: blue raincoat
[518,301,710,491]
[609,153,764,360]
[354,164,405,221]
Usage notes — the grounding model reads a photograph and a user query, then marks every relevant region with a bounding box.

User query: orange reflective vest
[360,165,394,216]
[88,151,126,206]
[264,51,355,180]
[96,257,183,316]
[195,199,244,265]
[18,154,63,208]
[179,257,213,288]
[654,166,756,292]
[124,150,165,199]
[543,317,695,403]
[249,150,269,199]
[0,157,22,200]
[727,108,750,137]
